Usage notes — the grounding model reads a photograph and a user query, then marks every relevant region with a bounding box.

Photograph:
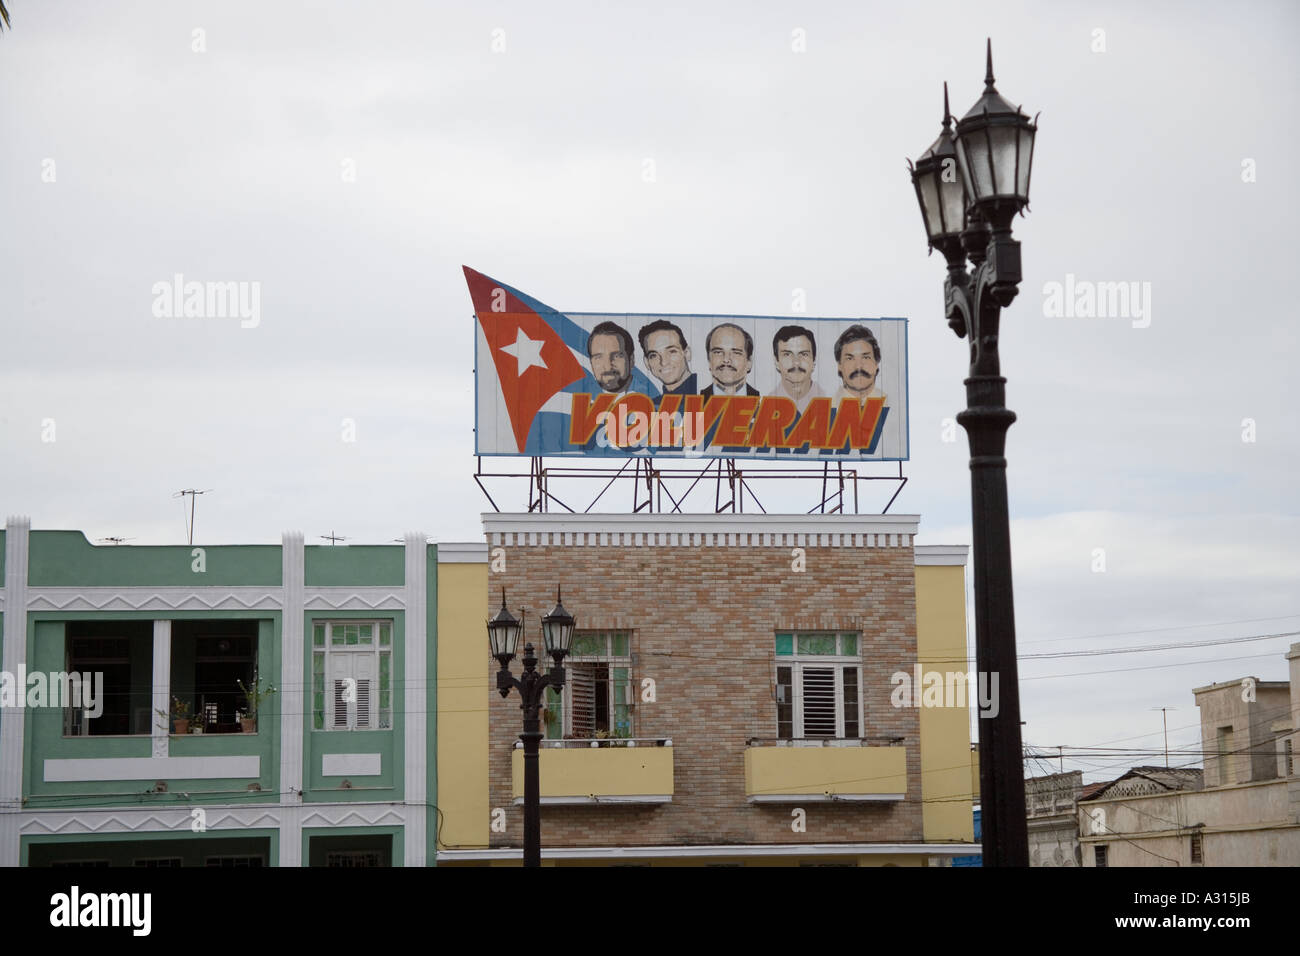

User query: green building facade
[0,517,437,867]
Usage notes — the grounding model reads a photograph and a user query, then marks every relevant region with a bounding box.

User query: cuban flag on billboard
[466,266,660,456]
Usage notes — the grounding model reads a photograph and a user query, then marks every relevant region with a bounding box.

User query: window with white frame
[311,621,393,731]
[544,631,632,740]
[773,632,861,740]
[205,856,264,867]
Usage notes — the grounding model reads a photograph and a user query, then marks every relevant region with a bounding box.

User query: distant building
[1026,771,1084,866]
[1078,644,1300,867]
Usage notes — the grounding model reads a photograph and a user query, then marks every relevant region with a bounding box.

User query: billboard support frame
[473,457,907,516]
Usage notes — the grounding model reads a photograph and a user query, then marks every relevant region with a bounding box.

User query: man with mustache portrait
[768,325,825,415]
[832,324,888,407]
[701,322,759,397]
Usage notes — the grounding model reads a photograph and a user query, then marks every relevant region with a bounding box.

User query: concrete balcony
[511,739,674,806]
[743,740,907,803]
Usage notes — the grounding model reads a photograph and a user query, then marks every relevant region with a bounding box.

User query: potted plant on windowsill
[236,678,277,733]
[156,697,193,736]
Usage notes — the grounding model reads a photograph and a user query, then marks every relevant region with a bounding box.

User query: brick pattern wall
[487,539,922,848]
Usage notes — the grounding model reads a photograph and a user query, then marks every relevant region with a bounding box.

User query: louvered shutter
[569,664,596,737]
[331,656,351,729]
[800,666,837,737]
[354,654,375,728]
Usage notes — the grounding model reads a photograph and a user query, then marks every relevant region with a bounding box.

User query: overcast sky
[2,0,1297,783]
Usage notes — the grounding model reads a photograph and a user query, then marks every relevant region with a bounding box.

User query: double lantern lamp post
[487,587,576,868]
[907,40,1037,867]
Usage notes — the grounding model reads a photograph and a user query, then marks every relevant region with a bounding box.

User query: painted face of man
[776,336,815,392]
[837,338,879,396]
[590,333,632,393]
[708,326,751,389]
[644,329,690,390]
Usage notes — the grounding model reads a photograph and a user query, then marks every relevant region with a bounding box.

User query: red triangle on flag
[465,267,587,453]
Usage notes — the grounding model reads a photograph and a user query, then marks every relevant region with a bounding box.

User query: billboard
[465,266,908,461]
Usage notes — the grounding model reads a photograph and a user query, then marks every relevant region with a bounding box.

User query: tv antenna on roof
[98,537,134,546]
[1150,706,1178,768]
[173,489,212,545]
[322,531,348,546]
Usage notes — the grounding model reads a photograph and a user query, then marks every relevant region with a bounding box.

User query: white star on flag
[499,328,549,375]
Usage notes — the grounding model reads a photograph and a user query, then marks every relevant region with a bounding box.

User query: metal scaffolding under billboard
[465,267,909,463]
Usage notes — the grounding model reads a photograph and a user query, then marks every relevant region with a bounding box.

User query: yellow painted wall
[743,746,907,798]
[436,560,490,851]
[915,564,976,842]
[511,747,674,799]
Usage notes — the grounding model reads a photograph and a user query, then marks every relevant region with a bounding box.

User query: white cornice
[437,841,980,861]
[914,545,969,566]
[482,513,919,549]
[436,542,489,564]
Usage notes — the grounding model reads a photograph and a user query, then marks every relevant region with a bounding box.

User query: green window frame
[545,631,633,740]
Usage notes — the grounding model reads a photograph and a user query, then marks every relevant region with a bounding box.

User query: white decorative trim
[303,588,405,610]
[483,513,921,542]
[403,531,428,867]
[438,841,981,862]
[322,753,382,777]
[1,517,31,866]
[27,587,281,612]
[44,755,260,782]
[151,621,171,759]
[20,806,285,836]
[914,545,969,567]
[300,804,406,829]
[279,531,305,866]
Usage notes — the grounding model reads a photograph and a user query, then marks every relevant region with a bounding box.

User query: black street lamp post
[908,40,1037,867]
[489,587,575,868]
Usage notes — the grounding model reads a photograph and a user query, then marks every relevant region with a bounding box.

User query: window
[1189,832,1203,864]
[1282,739,1294,778]
[544,631,632,739]
[309,833,392,867]
[1216,726,1232,784]
[311,621,392,730]
[171,620,258,734]
[774,632,861,739]
[134,857,183,867]
[1094,845,1108,868]
[65,621,153,736]
[205,856,264,867]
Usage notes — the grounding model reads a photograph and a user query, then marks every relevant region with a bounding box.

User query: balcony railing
[746,736,905,748]
[511,739,674,805]
[522,737,672,750]
[744,740,908,802]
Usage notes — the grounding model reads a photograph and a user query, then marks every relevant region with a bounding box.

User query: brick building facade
[461,512,976,866]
